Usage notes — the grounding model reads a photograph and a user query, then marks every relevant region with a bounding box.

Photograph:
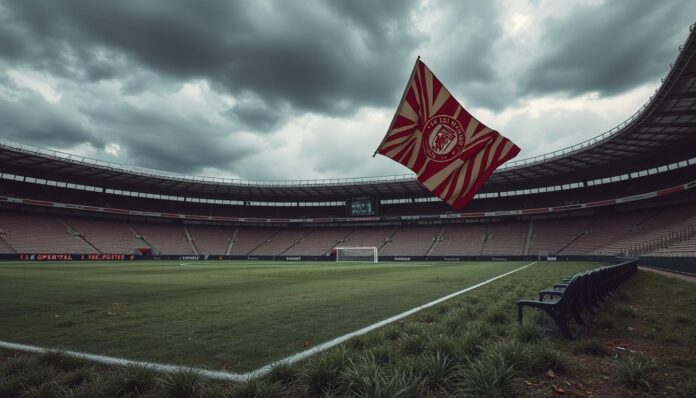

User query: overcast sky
[0,0,694,181]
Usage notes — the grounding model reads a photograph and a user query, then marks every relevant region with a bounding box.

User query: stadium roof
[1,25,695,201]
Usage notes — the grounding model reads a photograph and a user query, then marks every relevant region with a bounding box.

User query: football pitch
[0,260,574,372]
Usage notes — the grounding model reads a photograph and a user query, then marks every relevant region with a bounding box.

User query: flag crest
[376,59,520,210]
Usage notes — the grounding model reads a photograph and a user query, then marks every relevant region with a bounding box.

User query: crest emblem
[423,115,465,161]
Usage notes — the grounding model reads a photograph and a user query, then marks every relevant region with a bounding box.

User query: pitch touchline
[0,261,536,382]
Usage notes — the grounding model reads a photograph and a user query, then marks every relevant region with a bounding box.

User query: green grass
[0,260,530,371]
[4,260,693,397]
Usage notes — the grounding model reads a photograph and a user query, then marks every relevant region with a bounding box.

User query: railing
[1,23,694,187]
[599,224,696,257]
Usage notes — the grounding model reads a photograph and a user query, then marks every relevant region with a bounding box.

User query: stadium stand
[652,235,696,257]
[527,217,593,256]
[250,228,312,255]
[129,222,194,255]
[380,226,441,255]
[63,216,148,254]
[429,224,486,256]
[0,211,97,253]
[0,203,695,257]
[187,225,236,255]
[480,221,528,256]
[229,228,278,255]
[341,227,396,250]
[283,228,350,256]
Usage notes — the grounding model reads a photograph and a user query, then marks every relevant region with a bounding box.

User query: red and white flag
[375,59,520,210]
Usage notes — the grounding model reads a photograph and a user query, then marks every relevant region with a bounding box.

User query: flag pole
[373,56,420,158]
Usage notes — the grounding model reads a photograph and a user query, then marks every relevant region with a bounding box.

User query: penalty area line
[0,261,537,382]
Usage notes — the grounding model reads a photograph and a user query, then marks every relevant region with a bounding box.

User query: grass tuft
[232,379,281,398]
[614,355,659,391]
[338,355,425,398]
[266,362,299,384]
[417,351,459,391]
[527,343,571,374]
[159,369,203,398]
[38,350,83,371]
[455,353,519,398]
[107,364,157,396]
[18,382,65,398]
[483,340,531,372]
[302,347,351,395]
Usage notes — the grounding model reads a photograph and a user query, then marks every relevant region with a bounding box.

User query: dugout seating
[517,259,638,339]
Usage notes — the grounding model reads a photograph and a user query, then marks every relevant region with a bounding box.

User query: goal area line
[0,261,537,382]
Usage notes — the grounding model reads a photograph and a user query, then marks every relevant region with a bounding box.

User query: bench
[516,259,638,339]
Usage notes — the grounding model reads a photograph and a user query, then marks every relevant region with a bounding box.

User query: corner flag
[374,59,520,210]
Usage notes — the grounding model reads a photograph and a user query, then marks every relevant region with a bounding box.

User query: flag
[375,59,520,210]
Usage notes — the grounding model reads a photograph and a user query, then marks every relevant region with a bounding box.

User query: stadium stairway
[0,233,16,253]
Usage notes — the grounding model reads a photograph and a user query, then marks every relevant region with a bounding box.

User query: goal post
[335,247,378,263]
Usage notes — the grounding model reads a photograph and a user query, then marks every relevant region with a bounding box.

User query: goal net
[335,247,378,263]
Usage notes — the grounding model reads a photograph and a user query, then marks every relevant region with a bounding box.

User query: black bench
[516,259,638,339]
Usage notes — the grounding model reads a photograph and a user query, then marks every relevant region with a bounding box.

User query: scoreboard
[347,198,377,216]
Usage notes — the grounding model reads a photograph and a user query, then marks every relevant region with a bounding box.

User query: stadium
[1,4,696,398]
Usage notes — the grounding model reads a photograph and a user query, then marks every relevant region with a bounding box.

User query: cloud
[2,0,424,115]
[0,0,693,180]
[521,0,696,97]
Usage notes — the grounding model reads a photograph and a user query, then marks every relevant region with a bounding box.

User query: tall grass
[338,355,425,398]
[159,369,203,398]
[455,353,519,398]
[614,355,659,391]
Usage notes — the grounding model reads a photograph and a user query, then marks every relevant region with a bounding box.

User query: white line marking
[0,340,249,382]
[0,261,536,382]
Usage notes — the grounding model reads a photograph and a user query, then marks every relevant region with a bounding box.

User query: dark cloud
[522,0,696,97]
[0,0,693,179]
[80,101,259,174]
[0,80,101,148]
[2,0,423,118]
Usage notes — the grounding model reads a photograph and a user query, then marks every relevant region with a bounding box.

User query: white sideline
[0,261,536,382]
